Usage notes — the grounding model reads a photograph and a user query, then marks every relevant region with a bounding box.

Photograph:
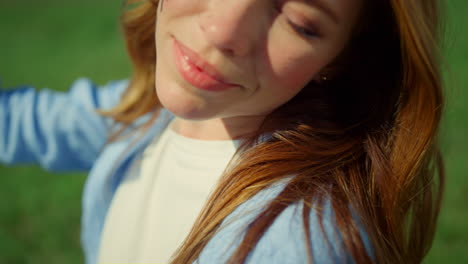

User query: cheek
[262,50,320,95]
[260,29,322,93]
[273,57,316,91]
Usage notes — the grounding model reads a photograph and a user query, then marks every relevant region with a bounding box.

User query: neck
[170,115,266,141]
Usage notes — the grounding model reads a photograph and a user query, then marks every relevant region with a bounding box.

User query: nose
[198,0,265,57]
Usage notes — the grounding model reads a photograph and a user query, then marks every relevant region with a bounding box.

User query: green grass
[426,1,468,263]
[1,1,467,263]
[0,1,130,263]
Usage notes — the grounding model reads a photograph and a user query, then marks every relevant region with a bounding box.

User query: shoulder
[197,180,373,264]
[248,197,373,263]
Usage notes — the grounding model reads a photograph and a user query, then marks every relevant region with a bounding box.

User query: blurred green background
[0,0,466,263]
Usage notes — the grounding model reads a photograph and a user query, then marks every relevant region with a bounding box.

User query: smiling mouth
[172,36,240,92]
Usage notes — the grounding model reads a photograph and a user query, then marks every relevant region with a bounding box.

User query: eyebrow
[304,0,340,24]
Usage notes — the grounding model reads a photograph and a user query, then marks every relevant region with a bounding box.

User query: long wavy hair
[103,0,445,263]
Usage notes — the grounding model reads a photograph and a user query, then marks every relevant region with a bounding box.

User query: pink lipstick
[173,37,239,92]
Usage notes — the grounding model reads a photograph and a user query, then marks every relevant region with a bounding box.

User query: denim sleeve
[196,184,373,264]
[245,199,373,264]
[0,78,128,172]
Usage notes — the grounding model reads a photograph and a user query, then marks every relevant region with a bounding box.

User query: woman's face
[154,0,362,137]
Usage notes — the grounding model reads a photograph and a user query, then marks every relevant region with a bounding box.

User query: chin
[155,82,212,121]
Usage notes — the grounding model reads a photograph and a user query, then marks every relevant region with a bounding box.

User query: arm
[0,78,128,172]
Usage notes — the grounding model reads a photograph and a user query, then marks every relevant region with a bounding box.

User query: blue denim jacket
[1,79,371,264]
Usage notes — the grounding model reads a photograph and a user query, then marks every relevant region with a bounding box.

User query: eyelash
[273,1,320,40]
[287,19,320,39]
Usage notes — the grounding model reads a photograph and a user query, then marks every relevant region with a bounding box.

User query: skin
[154,0,362,140]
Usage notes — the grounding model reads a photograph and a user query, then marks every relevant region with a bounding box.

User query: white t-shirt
[98,120,240,263]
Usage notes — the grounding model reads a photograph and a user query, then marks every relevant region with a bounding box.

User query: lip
[172,37,239,92]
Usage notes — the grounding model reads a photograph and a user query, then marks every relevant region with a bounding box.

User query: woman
[0,0,445,263]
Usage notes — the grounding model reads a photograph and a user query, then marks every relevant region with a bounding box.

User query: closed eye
[287,19,321,40]
[274,0,322,40]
